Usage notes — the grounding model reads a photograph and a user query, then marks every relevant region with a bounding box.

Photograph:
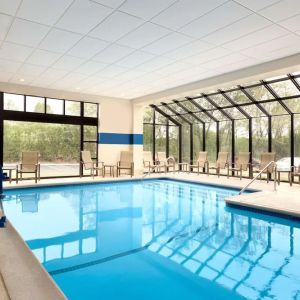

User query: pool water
[3,179,300,300]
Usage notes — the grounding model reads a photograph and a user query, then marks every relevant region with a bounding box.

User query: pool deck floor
[1,172,300,299]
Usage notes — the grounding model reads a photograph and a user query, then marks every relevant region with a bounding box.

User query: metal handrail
[239,161,277,195]
[142,164,161,179]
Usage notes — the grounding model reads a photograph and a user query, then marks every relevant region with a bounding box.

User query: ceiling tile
[116,51,155,68]
[17,0,73,26]
[183,47,232,65]
[119,0,177,20]
[67,37,109,59]
[56,0,113,34]
[16,63,46,76]
[234,0,281,11]
[26,49,61,66]
[9,73,37,84]
[118,22,170,48]
[0,72,14,82]
[155,61,192,76]
[164,40,215,60]
[259,0,300,22]
[97,65,128,78]
[75,60,107,75]
[6,18,49,47]
[199,53,250,69]
[39,28,82,53]
[134,56,174,72]
[142,32,193,55]
[279,14,300,32]
[0,0,22,15]
[93,43,135,64]
[202,14,271,45]
[89,11,144,42]
[241,33,300,59]
[180,1,251,38]
[0,58,22,72]
[91,0,126,8]
[0,42,33,62]
[152,0,228,30]
[222,24,289,51]
[38,68,69,81]
[0,14,13,40]
[51,55,85,71]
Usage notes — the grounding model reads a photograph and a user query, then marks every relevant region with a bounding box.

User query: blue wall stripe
[98,133,143,145]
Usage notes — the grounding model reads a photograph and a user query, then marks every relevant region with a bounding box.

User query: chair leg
[35,171,37,184]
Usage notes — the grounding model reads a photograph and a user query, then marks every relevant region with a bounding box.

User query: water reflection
[3,180,300,300]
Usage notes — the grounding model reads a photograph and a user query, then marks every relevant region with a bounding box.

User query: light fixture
[76,87,81,90]
[19,78,25,82]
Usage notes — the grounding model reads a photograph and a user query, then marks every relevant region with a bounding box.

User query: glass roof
[152,72,300,124]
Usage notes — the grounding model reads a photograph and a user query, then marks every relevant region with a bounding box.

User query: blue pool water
[3,179,300,300]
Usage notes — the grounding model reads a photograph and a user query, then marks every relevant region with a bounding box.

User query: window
[206,123,217,162]
[143,124,153,152]
[46,98,63,115]
[169,126,179,162]
[84,102,97,118]
[4,121,80,177]
[4,93,24,111]
[26,96,45,113]
[65,100,80,116]
[193,124,203,161]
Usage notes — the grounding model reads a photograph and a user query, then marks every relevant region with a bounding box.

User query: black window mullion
[202,93,233,120]
[172,100,205,124]
[261,80,292,115]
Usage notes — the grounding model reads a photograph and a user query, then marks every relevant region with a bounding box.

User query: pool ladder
[239,161,277,195]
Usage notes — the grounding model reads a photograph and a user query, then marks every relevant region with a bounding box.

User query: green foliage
[4,122,81,163]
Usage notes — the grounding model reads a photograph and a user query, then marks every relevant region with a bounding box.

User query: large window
[4,121,80,177]
[1,92,99,178]
[142,72,300,181]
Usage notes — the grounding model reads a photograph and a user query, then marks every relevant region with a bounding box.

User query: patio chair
[117,151,134,177]
[291,164,300,185]
[227,152,250,180]
[208,152,229,177]
[252,152,276,183]
[156,152,175,173]
[189,151,209,174]
[81,150,104,178]
[16,151,40,183]
[143,151,157,173]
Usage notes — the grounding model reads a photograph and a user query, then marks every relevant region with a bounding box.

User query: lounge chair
[156,152,175,173]
[16,151,40,183]
[117,151,134,177]
[143,151,157,173]
[252,152,276,183]
[227,152,250,180]
[81,150,104,178]
[291,164,300,185]
[208,152,229,177]
[189,151,209,174]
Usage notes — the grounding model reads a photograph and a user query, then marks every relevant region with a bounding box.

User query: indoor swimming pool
[3,179,300,300]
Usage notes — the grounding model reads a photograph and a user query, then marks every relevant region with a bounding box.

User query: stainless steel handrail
[239,161,277,195]
[142,164,160,179]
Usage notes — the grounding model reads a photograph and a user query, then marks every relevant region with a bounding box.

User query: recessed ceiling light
[19,78,25,82]
[76,87,81,90]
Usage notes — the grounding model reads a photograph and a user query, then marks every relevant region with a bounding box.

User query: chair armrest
[167,156,175,164]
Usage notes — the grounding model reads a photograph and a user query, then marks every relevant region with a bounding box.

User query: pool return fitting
[0,166,6,228]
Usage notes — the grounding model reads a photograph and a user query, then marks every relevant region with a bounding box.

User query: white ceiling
[0,0,300,99]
